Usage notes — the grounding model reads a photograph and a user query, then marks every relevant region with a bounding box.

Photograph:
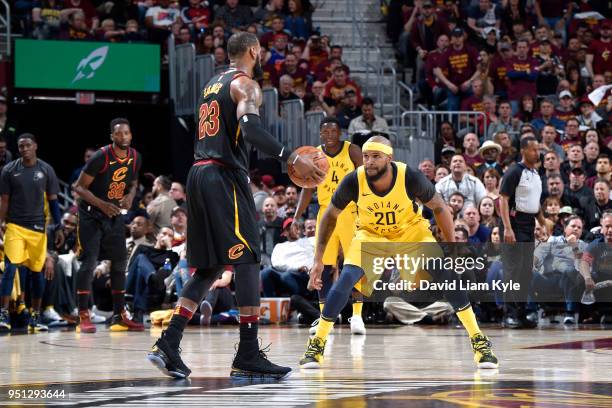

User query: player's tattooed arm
[315,204,342,262]
[232,75,262,118]
[424,193,455,242]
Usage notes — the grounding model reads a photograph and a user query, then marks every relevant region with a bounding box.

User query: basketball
[288,145,329,188]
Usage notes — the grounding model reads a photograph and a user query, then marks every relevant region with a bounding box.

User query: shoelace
[258,343,272,361]
[305,338,324,358]
[472,336,492,355]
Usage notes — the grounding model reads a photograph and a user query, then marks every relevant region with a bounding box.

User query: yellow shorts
[315,205,357,266]
[4,223,47,272]
[344,219,441,296]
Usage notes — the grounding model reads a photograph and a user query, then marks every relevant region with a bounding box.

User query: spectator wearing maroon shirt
[534,0,573,33]
[505,39,539,113]
[434,28,479,111]
[420,34,450,108]
[272,53,308,89]
[63,0,98,31]
[180,0,211,35]
[404,0,449,83]
[324,66,363,105]
[490,42,513,100]
[586,21,612,77]
[259,15,292,49]
[559,118,583,152]
[530,25,561,58]
[556,90,577,123]
[59,9,93,40]
[314,46,350,83]
[562,37,583,66]
[463,133,485,168]
[302,34,329,71]
[96,18,124,42]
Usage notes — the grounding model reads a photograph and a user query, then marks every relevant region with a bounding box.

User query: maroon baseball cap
[282,217,294,230]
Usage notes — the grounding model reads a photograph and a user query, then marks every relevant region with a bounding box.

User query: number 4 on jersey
[199,100,220,139]
[331,171,339,184]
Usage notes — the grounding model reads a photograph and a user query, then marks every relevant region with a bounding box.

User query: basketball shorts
[316,205,357,266]
[343,219,441,296]
[186,162,261,269]
[4,223,47,272]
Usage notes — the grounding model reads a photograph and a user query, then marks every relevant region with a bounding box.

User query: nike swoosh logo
[361,193,371,196]
[109,161,117,165]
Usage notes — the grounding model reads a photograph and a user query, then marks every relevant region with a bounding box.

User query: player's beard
[365,164,388,182]
[253,56,264,80]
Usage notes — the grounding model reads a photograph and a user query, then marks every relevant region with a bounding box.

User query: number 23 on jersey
[199,100,220,139]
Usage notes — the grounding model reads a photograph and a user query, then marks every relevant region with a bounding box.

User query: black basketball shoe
[147,335,191,379]
[230,343,292,380]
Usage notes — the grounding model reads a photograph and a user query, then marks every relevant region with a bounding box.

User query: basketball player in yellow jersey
[299,136,498,370]
[293,117,366,334]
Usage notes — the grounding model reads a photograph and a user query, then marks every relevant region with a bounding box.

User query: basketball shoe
[147,334,191,378]
[230,342,292,380]
[470,333,499,369]
[299,336,326,369]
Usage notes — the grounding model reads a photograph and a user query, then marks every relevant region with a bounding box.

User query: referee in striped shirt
[499,136,546,329]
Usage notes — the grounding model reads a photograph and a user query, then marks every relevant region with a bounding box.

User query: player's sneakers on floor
[28,311,48,332]
[110,309,145,332]
[349,315,366,335]
[0,309,11,332]
[230,343,292,380]
[309,318,334,335]
[77,310,97,333]
[299,336,327,369]
[42,307,67,327]
[147,334,192,379]
[470,333,499,369]
[563,312,576,325]
[200,301,212,326]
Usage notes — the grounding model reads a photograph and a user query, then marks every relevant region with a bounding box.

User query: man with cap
[476,140,504,177]
[586,20,611,77]
[535,38,563,97]
[555,90,576,123]
[577,98,603,129]
[467,0,501,39]
[260,218,314,297]
[440,145,456,167]
[434,27,479,112]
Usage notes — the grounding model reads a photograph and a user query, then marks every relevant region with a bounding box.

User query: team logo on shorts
[228,244,245,260]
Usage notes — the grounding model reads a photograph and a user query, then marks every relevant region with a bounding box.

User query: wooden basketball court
[2,324,612,407]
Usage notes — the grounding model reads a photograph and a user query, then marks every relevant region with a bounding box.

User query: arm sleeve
[239,114,292,161]
[405,167,435,203]
[499,165,522,197]
[134,151,142,178]
[331,171,359,210]
[82,149,105,177]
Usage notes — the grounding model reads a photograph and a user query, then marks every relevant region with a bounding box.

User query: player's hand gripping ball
[288,146,329,188]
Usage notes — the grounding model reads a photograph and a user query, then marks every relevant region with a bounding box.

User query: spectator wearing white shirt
[145,0,180,43]
[260,218,314,297]
[348,97,389,136]
[435,154,487,207]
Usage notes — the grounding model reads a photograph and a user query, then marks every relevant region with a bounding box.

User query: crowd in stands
[2,0,612,332]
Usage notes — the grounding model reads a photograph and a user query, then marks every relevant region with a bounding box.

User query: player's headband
[362,142,393,155]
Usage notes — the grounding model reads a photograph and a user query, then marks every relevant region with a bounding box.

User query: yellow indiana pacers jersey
[355,162,424,238]
[317,141,355,207]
